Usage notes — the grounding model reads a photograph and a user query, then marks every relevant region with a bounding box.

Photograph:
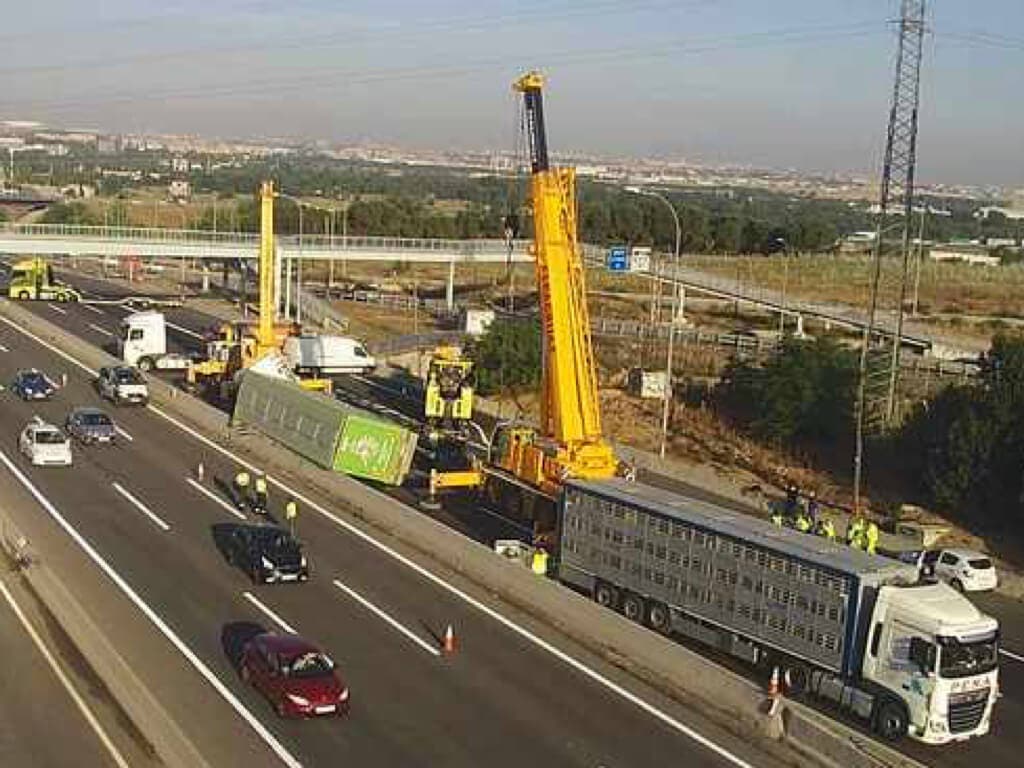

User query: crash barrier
[0,299,922,768]
[233,372,417,486]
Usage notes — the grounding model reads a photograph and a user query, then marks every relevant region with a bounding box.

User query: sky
[1,1,1022,186]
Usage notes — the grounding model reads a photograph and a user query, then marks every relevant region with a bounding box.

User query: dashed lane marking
[47,303,68,315]
[185,477,247,521]
[242,592,298,635]
[88,323,113,338]
[332,578,441,657]
[111,482,171,532]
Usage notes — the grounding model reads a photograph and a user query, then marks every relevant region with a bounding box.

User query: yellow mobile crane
[429,72,619,538]
[187,181,331,399]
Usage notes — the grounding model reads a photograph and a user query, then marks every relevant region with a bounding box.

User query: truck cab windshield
[938,634,999,679]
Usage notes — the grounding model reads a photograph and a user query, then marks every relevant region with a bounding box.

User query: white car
[19,420,73,467]
[931,548,998,592]
[96,365,149,406]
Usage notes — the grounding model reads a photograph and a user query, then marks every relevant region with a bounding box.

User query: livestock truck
[557,479,999,744]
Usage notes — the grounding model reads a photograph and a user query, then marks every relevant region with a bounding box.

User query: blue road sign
[607,246,628,271]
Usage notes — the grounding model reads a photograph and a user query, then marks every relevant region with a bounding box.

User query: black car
[224,525,309,584]
[11,369,57,401]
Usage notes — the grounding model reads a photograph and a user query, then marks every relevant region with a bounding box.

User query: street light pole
[627,187,681,459]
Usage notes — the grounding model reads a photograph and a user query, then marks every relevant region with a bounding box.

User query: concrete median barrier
[0,299,924,768]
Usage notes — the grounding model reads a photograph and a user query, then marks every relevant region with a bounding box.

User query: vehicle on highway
[65,407,117,445]
[96,365,149,406]
[10,368,58,401]
[116,311,191,371]
[929,548,998,592]
[561,479,1000,744]
[7,257,81,302]
[19,419,72,466]
[239,633,349,718]
[223,525,309,584]
[282,334,376,376]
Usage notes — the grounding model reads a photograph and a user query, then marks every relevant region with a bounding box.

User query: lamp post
[626,186,682,459]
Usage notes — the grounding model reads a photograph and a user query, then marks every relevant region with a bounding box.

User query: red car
[239,633,350,718]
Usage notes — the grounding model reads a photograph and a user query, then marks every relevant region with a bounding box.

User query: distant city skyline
[1,1,1022,186]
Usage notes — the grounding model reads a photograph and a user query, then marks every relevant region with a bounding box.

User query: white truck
[282,334,375,376]
[117,311,193,371]
[560,479,1000,744]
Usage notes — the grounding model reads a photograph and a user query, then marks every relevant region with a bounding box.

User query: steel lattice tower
[853,0,927,513]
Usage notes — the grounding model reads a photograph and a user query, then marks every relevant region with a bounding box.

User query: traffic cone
[196,462,205,482]
[442,624,457,655]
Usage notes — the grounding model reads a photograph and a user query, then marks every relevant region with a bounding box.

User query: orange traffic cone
[442,624,457,655]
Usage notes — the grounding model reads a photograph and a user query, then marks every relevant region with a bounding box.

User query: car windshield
[35,430,66,445]
[79,413,112,426]
[115,369,143,384]
[256,529,294,552]
[968,558,993,570]
[939,634,999,679]
[284,651,334,679]
[21,372,47,387]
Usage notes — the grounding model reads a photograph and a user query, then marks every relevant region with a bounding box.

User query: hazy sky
[1,1,1021,185]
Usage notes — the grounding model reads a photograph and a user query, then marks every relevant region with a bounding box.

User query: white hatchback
[19,420,73,467]
[931,548,998,593]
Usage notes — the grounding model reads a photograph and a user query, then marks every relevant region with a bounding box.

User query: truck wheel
[646,601,671,634]
[950,578,964,593]
[622,593,644,624]
[593,582,618,610]
[138,357,154,372]
[57,292,68,302]
[873,699,908,741]
[17,291,29,300]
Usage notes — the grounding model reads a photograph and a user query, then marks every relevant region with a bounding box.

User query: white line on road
[167,321,204,340]
[0,314,752,768]
[47,303,67,315]
[88,323,113,338]
[1001,648,1024,663]
[145,404,755,768]
[0,342,8,352]
[114,426,134,442]
[0,449,303,768]
[332,579,441,657]
[0,581,132,768]
[82,304,105,316]
[242,592,298,635]
[111,482,171,532]
[185,477,246,521]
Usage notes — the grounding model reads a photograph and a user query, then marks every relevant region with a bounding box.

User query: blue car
[11,369,58,401]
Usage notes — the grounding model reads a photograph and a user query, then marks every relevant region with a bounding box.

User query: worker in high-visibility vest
[770,508,785,528]
[846,517,864,549]
[285,499,298,521]
[531,548,549,577]
[795,512,812,533]
[232,470,250,510]
[815,518,837,542]
[253,473,268,514]
[865,521,880,554]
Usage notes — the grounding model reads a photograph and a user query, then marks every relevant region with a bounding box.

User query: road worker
[846,517,865,549]
[795,511,812,533]
[806,491,820,526]
[531,547,549,577]
[253,472,269,514]
[770,506,785,528]
[285,499,298,521]
[232,470,251,509]
[815,517,837,542]
[865,520,880,554]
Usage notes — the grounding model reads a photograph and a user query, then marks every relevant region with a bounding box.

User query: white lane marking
[88,323,113,338]
[1,314,753,768]
[114,426,134,442]
[167,321,204,340]
[83,304,106,316]
[332,579,441,657]
[0,449,302,768]
[1001,648,1024,663]
[0,582,132,768]
[242,592,297,635]
[185,477,247,521]
[111,482,171,532]
[0,343,7,352]
[47,303,68,315]
[144,405,755,768]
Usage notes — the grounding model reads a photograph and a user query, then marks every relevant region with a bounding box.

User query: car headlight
[261,556,274,570]
[286,693,309,707]
[338,688,349,702]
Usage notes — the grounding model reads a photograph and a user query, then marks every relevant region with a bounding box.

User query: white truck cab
[862,582,999,744]
[117,311,191,371]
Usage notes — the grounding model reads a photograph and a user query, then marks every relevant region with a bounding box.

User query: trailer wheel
[622,593,644,624]
[873,698,909,741]
[646,601,671,634]
[138,357,154,372]
[593,581,618,610]
[17,291,30,300]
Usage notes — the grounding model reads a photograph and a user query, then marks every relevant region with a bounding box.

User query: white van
[282,334,375,376]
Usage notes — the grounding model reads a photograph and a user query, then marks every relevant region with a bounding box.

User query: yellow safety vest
[865,523,879,554]
[285,501,298,520]
[531,550,549,576]
[255,477,268,494]
[235,472,250,488]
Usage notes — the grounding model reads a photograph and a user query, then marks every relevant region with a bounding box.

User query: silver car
[65,407,117,445]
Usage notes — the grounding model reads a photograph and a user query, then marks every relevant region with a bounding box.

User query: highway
[6,273,1024,767]
[0,293,776,767]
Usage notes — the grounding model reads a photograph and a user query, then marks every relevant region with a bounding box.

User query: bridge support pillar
[284,256,293,321]
[446,259,455,312]
[794,314,806,338]
[201,266,210,294]
[674,285,687,323]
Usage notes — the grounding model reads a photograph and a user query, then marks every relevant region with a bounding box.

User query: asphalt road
[0,297,775,766]
[10,273,1024,766]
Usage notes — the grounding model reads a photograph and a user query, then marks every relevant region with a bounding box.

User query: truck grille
[948,689,988,734]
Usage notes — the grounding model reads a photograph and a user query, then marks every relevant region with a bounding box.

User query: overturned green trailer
[233,372,417,486]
